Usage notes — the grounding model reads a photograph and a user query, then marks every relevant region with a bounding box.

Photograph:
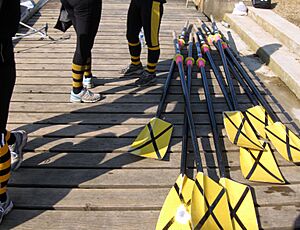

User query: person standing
[0,0,28,223]
[59,0,103,102]
[122,0,166,86]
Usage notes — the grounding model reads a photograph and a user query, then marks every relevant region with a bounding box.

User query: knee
[126,32,139,44]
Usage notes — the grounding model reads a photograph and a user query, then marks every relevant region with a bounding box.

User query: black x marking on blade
[224,113,262,150]
[229,187,250,230]
[245,142,284,183]
[194,179,224,230]
[129,123,173,158]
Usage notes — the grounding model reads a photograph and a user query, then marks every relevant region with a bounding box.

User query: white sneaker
[83,76,95,89]
[9,130,28,171]
[70,88,102,103]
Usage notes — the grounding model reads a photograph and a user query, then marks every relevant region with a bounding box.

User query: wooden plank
[2,208,300,230]
[7,112,292,126]
[11,93,276,104]
[2,210,159,230]
[21,136,243,153]
[9,167,300,188]
[11,84,265,96]
[8,185,300,209]
[19,150,292,168]
[8,101,286,114]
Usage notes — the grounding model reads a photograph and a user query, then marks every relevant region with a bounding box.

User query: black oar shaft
[215,39,239,110]
[227,57,259,106]
[209,18,239,110]
[181,33,193,175]
[225,47,279,122]
[194,29,234,111]
[156,24,188,118]
[156,61,175,118]
[195,34,226,177]
[173,32,203,172]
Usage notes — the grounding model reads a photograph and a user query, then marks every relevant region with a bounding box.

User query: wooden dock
[3,0,300,229]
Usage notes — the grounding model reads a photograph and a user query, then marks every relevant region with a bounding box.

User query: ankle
[73,87,83,94]
[0,193,7,203]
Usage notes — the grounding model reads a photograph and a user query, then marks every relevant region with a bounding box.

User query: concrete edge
[224,13,300,100]
[247,6,300,58]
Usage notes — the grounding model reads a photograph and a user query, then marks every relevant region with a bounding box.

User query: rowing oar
[171,30,233,230]
[156,32,194,230]
[225,58,286,184]
[129,24,188,159]
[195,22,263,151]
[222,36,300,163]
[201,21,286,184]
[194,32,259,230]
[209,17,264,151]
[178,20,189,49]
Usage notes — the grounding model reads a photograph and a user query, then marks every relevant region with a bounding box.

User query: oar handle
[194,27,234,111]
[179,20,189,40]
[224,45,279,122]
[173,31,203,173]
[155,24,189,118]
[210,15,219,35]
[198,18,212,36]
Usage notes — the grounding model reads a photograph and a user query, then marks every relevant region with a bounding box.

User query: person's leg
[0,38,27,173]
[0,39,16,222]
[62,0,102,102]
[0,39,16,134]
[121,0,144,76]
[136,0,164,86]
[83,0,102,88]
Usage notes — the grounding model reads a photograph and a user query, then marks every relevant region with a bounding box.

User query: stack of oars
[127,18,300,229]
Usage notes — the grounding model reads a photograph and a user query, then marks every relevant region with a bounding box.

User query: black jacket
[0,0,20,39]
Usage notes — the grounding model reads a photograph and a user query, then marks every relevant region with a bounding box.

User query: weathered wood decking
[3,0,300,229]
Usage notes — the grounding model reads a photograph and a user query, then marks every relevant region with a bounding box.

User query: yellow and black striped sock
[72,63,85,94]
[145,62,157,74]
[128,41,141,66]
[146,45,160,74]
[0,133,11,202]
[84,58,92,79]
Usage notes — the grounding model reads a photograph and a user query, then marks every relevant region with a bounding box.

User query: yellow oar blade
[223,111,263,150]
[240,141,285,184]
[265,122,300,163]
[191,172,233,230]
[219,178,259,230]
[156,175,194,230]
[246,105,274,139]
[129,117,173,159]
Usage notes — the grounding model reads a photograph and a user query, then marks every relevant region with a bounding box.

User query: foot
[83,76,95,89]
[120,63,144,76]
[70,88,102,103]
[135,71,157,87]
[9,130,28,171]
[0,195,13,224]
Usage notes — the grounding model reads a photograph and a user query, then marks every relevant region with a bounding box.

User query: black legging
[0,39,16,133]
[126,0,164,74]
[60,0,102,66]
